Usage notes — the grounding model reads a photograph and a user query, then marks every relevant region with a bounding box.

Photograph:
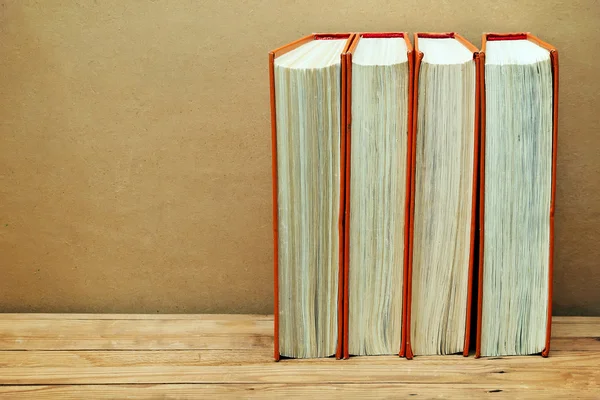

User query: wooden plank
[0,337,598,371]
[551,337,600,351]
[0,318,272,337]
[0,350,271,368]
[0,315,597,399]
[0,315,597,351]
[0,318,273,350]
[1,352,599,385]
[2,344,598,370]
[551,321,600,338]
[0,314,593,324]
[0,384,599,400]
[551,316,600,324]
[0,314,273,321]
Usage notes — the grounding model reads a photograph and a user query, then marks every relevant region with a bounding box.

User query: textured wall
[0,0,598,314]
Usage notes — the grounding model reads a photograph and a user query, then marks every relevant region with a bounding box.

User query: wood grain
[2,354,600,385]
[0,316,272,350]
[1,315,596,350]
[1,384,599,400]
[552,316,600,337]
[551,337,600,351]
[0,350,271,368]
[0,314,598,398]
[0,314,273,320]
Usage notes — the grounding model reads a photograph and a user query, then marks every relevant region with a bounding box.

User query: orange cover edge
[401,33,414,359]
[476,33,557,358]
[403,33,424,360]
[543,35,558,358]
[342,42,353,360]
[342,33,413,359]
[268,50,280,362]
[337,33,357,360]
[270,34,354,361]
[463,50,481,358]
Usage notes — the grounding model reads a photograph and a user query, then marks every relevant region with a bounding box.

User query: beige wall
[0,0,598,314]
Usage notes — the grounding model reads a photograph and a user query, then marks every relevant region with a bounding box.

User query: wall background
[1,0,598,314]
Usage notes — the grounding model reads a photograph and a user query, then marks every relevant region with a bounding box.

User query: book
[269,33,354,360]
[476,33,558,358]
[342,33,413,357]
[404,33,480,358]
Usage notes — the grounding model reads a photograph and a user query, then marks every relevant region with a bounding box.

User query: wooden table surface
[0,314,598,399]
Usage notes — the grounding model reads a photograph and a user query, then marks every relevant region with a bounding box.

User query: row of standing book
[268,32,558,359]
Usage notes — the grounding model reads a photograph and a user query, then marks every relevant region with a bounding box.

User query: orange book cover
[342,32,413,359]
[476,33,558,358]
[404,32,481,359]
[269,33,355,361]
